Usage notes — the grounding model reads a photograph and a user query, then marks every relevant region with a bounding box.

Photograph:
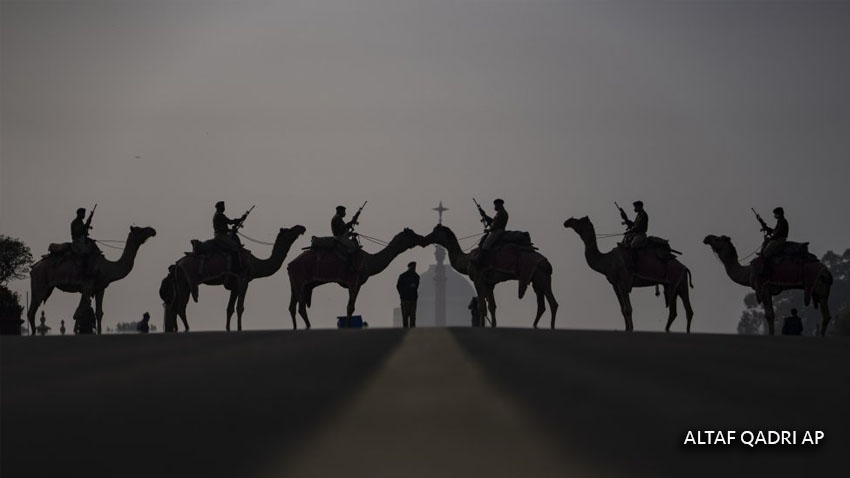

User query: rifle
[472,198,487,226]
[614,201,629,226]
[85,204,97,234]
[351,201,367,226]
[234,205,255,231]
[751,208,769,235]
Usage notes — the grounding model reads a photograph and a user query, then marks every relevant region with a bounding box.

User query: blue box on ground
[337,315,364,329]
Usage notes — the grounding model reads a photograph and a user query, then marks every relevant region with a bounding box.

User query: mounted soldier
[619,201,648,249]
[761,207,789,260]
[212,201,249,272]
[475,198,509,265]
[71,206,100,274]
[332,205,360,256]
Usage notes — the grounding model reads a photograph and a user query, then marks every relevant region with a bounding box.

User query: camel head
[703,235,738,263]
[128,226,157,245]
[563,216,594,238]
[423,224,459,250]
[386,227,427,249]
[276,225,307,244]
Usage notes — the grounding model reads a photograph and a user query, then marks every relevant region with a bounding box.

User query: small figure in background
[782,308,804,336]
[396,261,419,328]
[36,311,51,336]
[74,298,96,335]
[137,312,151,333]
[60,320,66,335]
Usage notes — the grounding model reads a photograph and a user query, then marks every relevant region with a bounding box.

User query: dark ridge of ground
[452,328,850,478]
[1,329,405,478]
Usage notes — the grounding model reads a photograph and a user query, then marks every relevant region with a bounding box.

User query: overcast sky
[2,0,849,333]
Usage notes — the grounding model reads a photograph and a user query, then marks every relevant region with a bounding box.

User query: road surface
[2,328,848,477]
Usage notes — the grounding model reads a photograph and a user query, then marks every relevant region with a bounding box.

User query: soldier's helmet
[77,208,86,216]
[633,200,644,208]
[493,198,505,206]
[773,207,784,216]
[215,201,225,210]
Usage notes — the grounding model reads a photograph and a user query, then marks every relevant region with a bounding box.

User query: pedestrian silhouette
[60,320,66,335]
[782,308,804,336]
[396,262,419,328]
[137,312,151,333]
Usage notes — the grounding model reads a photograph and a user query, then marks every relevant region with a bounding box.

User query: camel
[703,235,832,335]
[163,226,306,332]
[287,228,426,329]
[28,226,157,335]
[563,217,694,332]
[423,224,558,329]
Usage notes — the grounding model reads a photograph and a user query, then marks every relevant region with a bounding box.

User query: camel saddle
[483,230,536,252]
[619,236,679,261]
[309,236,339,250]
[763,241,817,262]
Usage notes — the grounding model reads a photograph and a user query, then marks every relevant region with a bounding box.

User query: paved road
[2,328,848,477]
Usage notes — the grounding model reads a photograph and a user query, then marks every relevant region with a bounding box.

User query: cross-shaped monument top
[433,201,449,224]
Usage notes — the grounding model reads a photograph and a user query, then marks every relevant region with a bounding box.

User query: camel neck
[366,241,407,276]
[100,236,141,281]
[578,226,611,275]
[249,236,295,279]
[721,255,752,287]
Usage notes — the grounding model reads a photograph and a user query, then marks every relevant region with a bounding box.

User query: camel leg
[474,282,489,327]
[27,285,50,336]
[763,294,776,335]
[533,288,545,329]
[664,291,678,333]
[486,286,497,328]
[614,284,634,332]
[225,288,238,331]
[235,283,248,331]
[346,285,361,318]
[288,287,299,330]
[298,301,311,329]
[816,293,832,336]
[94,289,105,335]
[538,272,558,329]
[546,289,559,330]
[681,283,695,333]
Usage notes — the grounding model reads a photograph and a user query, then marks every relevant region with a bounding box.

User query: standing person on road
[396,262,420,328]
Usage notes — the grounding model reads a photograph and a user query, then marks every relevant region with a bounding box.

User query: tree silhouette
[0,235,33,287]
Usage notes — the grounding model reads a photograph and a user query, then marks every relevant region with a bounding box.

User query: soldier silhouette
[396,262,419,328]
[781,308,804,336]
[74,298,96,335]
[758,207,789,277]
[475,199,508,265]
[332,205,359,256]
[60,320,66,335]
[212,201,247,272]
[137,312,151,333]
[71,207,99,275]
[620,201,649,249]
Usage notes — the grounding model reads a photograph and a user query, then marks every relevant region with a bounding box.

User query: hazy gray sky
[2,0,849,333]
